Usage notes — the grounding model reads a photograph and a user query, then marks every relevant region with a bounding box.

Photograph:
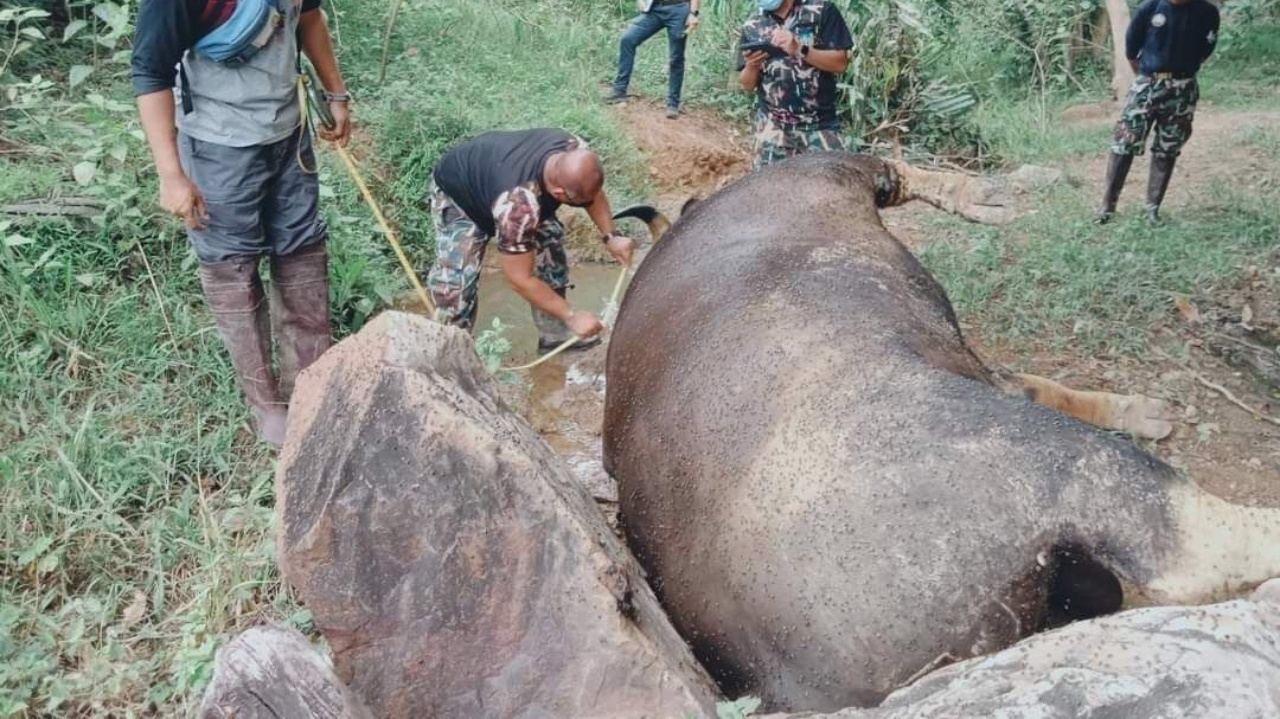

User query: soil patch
[610,98,752,207]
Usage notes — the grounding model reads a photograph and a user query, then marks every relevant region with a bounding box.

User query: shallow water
[475,262,633,363]
[389,259,636,504]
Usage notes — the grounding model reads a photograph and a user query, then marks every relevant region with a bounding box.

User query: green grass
[2,2,1278,716]
[917,165,1280,358]
[0,0,653,714]
[1198,21,1280,110]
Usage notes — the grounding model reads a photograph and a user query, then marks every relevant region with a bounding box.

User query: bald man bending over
[428,129,636,351]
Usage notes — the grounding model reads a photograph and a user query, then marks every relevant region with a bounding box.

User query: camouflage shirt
[737,0,853,128]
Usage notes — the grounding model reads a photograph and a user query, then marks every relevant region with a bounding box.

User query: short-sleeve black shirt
[432,129,575,240]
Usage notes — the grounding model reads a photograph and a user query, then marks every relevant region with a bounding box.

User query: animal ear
[679,196,701,217]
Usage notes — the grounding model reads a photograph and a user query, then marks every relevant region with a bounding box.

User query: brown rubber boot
[199,258,288,447]
[1095,152,1134,224]
[533,287,602,353]
[269,242,333,400]
[1146,154,1177,224]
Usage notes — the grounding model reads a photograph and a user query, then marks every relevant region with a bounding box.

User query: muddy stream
[475,258,643,511]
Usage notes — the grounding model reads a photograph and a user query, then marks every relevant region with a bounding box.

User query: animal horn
[612,205,671,244]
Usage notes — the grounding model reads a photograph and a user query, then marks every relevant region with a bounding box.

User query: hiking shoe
[665,106,679,120]
[537,334,603,354]
[604,88,629,104]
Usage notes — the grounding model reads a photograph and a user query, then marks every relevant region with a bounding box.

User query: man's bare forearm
[805,48,848,74]
[502,254,572,321]
[137,90,184,179]
[299,10,346,93]
[586,190,617,236]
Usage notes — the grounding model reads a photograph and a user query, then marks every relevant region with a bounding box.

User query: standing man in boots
[132,0,351,446]
[605,0,700,119]
[427,129,635,352]
[1097,0,1219,224]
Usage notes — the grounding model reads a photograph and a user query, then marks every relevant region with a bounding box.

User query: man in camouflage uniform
[1097,0,1220,224]
[737,0,853,170]
[428,129,635,352]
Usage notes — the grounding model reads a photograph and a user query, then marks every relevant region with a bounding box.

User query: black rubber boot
[1146,154,1177,224]
[1095,152,1134,224]
[533,287,602,353]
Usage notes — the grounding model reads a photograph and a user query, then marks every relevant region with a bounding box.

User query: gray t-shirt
[176,0,304,147]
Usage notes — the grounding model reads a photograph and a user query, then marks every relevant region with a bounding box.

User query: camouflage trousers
[426,181,570,331]
[753,115,848,170]
[1111,75,1200,158]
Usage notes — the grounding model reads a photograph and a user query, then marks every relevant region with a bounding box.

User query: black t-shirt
[131,0,323,97]
[735,0,854,127]
[1127,0,1220,78]
[432,129,574,239]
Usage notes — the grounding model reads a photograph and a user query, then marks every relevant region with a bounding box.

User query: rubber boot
[1146,154,1177,224]
[1095,152,1134,224]
[533,287,602,353]
[269,242,333,401]
[198,258,288,447]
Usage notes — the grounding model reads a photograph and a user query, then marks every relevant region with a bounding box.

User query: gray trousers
[178,128,327,262]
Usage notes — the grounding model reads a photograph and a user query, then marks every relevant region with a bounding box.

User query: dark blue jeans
[611,1,689,109]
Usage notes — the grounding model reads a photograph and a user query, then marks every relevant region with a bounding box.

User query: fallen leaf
[1174,295,1200,324]
[72,161,97,187]
[1241,303,1255,330]
[122,589,148,626]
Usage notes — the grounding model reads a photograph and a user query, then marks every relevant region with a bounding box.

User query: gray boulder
[767,579,1280,718]
[276,311,717,718]
[200,625,372,719]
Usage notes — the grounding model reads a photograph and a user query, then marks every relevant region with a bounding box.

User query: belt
[653,0,688,5]
[1149,71,1194,81]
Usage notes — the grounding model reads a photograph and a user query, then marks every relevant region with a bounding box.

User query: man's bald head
[546,149,605,207]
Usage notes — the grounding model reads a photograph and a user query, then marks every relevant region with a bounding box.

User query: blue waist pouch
[194,0,283,65]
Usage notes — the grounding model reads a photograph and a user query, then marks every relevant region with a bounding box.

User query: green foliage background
[0,0,1277,715]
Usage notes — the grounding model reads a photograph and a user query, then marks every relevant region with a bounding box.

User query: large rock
[276,312,717,718]
[766,579,1280,718]
[200,625,372,719]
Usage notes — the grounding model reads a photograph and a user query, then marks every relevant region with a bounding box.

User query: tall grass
[0,0,653,714]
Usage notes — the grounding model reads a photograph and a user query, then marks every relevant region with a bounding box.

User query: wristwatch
[800,44,811,58]
[324,91,351,104]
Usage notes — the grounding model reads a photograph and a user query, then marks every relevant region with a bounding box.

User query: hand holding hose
[567,309,605,339]
[605,234,635,266]
[318,100,352,147]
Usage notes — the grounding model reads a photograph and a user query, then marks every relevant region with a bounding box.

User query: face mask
[758,0,784,13]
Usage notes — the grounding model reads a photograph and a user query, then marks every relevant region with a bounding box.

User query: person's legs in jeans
[659,3,689,112]
[611,11,665,98]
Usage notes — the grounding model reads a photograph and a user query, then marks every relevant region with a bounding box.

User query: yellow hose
[501,262,629,372]
[333,144,436,316]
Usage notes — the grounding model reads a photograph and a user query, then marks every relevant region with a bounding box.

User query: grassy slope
[0,1,651,715]
[3,0,1277,714]
[915,22,1280,357]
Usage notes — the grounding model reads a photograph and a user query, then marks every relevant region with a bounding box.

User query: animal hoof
[1117,396,1176,441]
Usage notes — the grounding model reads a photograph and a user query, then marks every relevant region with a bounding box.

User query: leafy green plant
[475,317,513,374]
